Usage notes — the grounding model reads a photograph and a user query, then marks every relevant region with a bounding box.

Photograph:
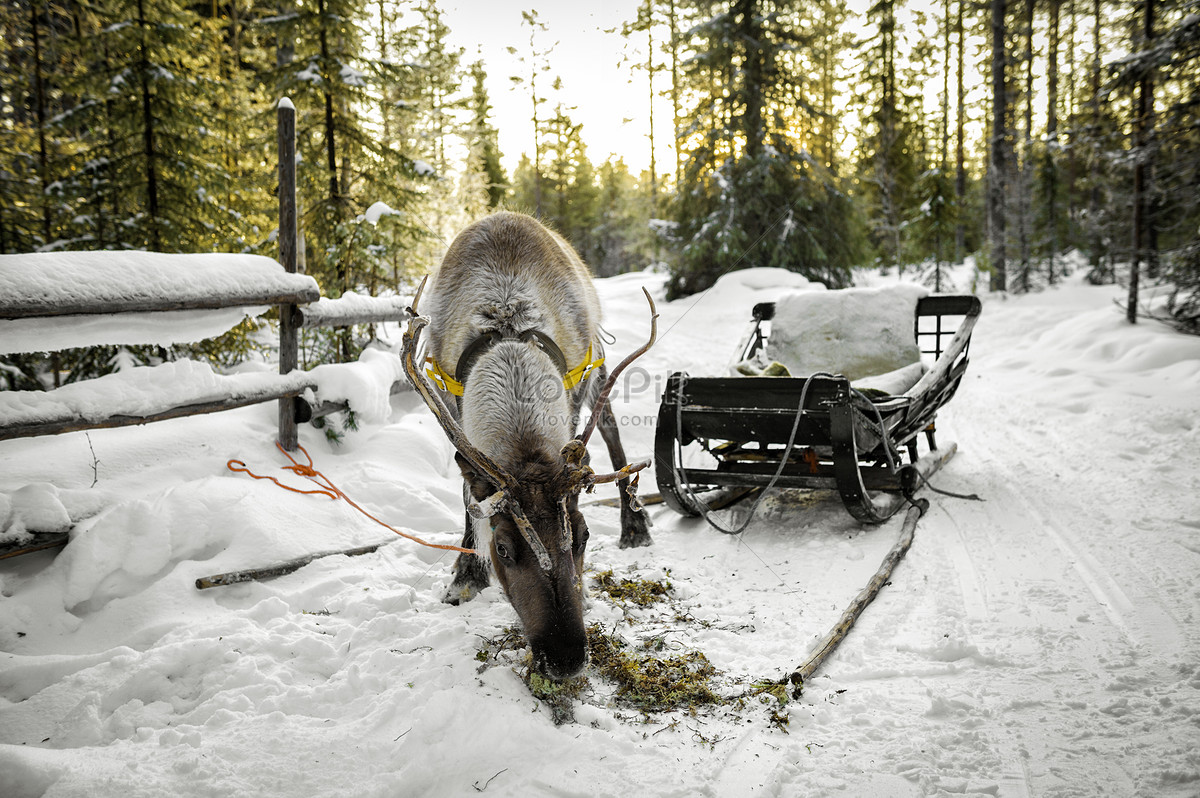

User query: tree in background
[0,0,70,255]
[1107,2,1200,330]
[464,59,508,210]
[264,0,430,362]
[988,0,1010,291]
[507,9,552,218]
[667,0,860,298]
[856,0,921,275]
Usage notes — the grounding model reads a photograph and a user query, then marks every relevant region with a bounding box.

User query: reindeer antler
[402,276,554,572]
[402,276,516,491]
[578,287,659,447]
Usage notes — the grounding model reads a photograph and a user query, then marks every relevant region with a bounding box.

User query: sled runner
[654,287,981,524]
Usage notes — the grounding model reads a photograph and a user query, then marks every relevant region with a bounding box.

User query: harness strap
[425,331,604,397]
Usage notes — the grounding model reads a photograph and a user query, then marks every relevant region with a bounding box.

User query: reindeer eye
[495,542,514,564]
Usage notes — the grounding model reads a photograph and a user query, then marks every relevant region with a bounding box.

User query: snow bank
[710,266,824,294]
[310,348,406,423]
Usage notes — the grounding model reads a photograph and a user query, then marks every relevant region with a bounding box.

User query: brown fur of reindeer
[401,211,656,681]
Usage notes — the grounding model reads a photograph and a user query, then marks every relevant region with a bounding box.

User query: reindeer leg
[595,398,653,548]
[442,505,491,605]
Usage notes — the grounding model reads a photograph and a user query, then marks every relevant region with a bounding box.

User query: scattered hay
[473,571,786,730]
[587,624,720,713]
[592,569,672,607]
[526,671,588,726]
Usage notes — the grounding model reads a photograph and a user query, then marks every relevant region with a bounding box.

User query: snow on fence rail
[0,251,320,320]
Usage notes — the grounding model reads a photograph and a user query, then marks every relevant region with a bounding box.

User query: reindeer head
[402,279,656,681]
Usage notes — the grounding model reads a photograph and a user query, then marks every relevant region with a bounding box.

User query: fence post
[277,98,300,451]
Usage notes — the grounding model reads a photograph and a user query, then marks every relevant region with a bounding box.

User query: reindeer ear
[455,453,498,502]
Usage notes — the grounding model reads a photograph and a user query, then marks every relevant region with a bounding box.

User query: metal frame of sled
[654,294,982,524]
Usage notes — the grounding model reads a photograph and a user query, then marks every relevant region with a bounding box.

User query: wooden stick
[581,488,758,512]
[194,538,397,590]
[786,499,928,698]
[0,531,70,561]
[299,298,411,329]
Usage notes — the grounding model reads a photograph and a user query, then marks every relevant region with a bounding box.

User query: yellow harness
[425,341,604,397]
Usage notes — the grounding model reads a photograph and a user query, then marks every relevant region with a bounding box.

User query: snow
[0,251,316,355]
[0,361,312,430]
[0,350,406,433]
[0,308,266,356]
[359,201,401,226]
[2,263,1200,797]
[300,292,410,331]
[0,251,316,312]
[339,64,367,87]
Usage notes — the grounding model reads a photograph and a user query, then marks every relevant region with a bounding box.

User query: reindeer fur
[419,211,653,679]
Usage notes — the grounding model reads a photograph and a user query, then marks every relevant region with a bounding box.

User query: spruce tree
[464,60,508,209]
[667,0,860,298]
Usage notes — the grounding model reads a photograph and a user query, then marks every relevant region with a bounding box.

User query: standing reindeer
[401,211,655,680]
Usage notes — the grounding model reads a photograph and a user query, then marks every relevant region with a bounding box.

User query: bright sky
[437,1,1001,182]
[441,1,676,177]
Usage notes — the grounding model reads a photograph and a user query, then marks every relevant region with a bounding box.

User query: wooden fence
[0,101,408,449]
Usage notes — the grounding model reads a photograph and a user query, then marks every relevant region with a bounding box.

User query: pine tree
[263,0,427,362]
[667,0,860,298]
[464,60,508,209]
[1108,1,1199,330]
[856,0,926,274]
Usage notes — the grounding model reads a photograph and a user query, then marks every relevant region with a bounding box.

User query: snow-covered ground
[2,263,1198,797]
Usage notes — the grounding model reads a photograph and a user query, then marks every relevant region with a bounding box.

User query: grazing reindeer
[401,211,656,680]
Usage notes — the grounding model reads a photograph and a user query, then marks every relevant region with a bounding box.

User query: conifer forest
[2,0,1198,387]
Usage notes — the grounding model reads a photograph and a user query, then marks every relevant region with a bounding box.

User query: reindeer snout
[533,627,589,681]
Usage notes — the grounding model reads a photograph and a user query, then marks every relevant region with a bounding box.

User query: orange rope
[227,442,476,555]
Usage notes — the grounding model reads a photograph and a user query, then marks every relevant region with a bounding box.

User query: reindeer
[401,211,656,681]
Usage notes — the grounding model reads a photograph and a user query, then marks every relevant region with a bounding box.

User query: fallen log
[786,498,928,698]
[194,538,397,590]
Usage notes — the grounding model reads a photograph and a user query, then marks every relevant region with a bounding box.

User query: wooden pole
[195,538,396,590]
[786,499,928,698]
[277,98,300,451]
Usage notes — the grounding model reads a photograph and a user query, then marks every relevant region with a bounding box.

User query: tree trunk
[989,0,1009,292]
[136,0,161,251]
[31,2,52,246]
[1046,0,1061,283]
[646,1,658,211]
[667,0,681,186]
[955,0,966,261]
[1128,0,1156,323]
[1016,0,1034,292]
[1087,0,1105,279]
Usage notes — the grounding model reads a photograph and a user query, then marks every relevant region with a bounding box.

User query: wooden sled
[654,294,982,524]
